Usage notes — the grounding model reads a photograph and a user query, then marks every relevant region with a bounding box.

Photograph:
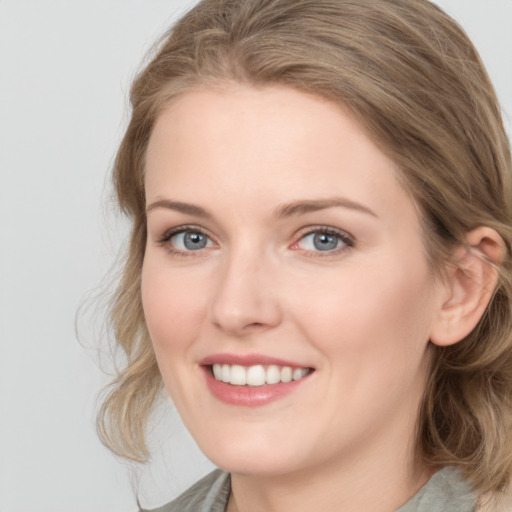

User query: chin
[210,452,302,476]
[195,429,307,476]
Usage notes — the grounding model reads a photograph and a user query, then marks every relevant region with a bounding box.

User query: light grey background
[0,1,510,511]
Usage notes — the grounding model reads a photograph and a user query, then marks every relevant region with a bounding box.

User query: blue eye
[295,229,352,253]
[168,230,213,251]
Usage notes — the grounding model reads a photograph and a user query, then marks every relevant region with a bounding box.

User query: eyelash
[156,225,355,257]
[157,225,216,256]
[290,226,355,257]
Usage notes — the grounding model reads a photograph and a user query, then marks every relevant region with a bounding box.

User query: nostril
[246,322,265,329]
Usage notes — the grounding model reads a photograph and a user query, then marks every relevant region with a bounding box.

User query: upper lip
[199,353,312,368]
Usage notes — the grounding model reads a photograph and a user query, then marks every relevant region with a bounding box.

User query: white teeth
[266,365,281,384]
[230,365,247,385]
[293,368,308,381]
[221,364,230,383]
[247,365,266,386]
[213,364,223,381]
[280,366,293,383]
[211,363,310,386]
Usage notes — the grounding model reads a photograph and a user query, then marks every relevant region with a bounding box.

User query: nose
[209,249,282,337]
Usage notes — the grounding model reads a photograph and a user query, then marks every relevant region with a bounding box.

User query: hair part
[98,0,512,499]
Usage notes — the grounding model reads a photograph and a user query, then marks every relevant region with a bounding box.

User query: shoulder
[396,467,477,512]
[141,470,230,512]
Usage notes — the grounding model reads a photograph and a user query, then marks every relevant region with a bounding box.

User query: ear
[430,227,505,347]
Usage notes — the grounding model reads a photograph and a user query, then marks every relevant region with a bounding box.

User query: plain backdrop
[0,1,510,511]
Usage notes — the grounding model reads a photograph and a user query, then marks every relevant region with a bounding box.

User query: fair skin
[141,84,501,512]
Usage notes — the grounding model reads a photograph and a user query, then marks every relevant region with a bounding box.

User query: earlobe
[430,227,505,347]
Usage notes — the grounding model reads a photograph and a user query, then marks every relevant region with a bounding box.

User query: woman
[98,0,512,510]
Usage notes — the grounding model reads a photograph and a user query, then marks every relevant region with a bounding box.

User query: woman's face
[142,84,446,477]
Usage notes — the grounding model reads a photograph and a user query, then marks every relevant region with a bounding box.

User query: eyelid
[156,224,217,254]
[290,225,355,254]
[154,223,354,257]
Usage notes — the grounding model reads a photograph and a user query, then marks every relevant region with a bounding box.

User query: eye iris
[313,233,338,251]
[184,232,207,250]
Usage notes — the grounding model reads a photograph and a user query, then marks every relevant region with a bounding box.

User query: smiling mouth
[210,364,313,387]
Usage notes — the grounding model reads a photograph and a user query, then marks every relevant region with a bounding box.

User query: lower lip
[202,366,311,407]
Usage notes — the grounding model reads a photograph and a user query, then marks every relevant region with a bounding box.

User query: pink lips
[199,353,313,407]
[200,353,308,368]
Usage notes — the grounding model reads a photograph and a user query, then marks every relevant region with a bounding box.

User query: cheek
[141,260,208,357]
[292,261,436,440]
[292,257,436,374]
[141,259,215,413]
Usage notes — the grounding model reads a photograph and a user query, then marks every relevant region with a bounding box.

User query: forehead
[144,84,416,225]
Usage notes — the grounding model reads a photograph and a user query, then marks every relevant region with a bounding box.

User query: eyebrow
[275,198,377,218]
[146,197,377,219]
[146,199,211,218]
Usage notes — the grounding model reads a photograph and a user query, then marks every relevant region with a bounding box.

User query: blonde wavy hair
[98,0,512,502]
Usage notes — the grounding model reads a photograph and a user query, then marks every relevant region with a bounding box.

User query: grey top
[143,466,476,512]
